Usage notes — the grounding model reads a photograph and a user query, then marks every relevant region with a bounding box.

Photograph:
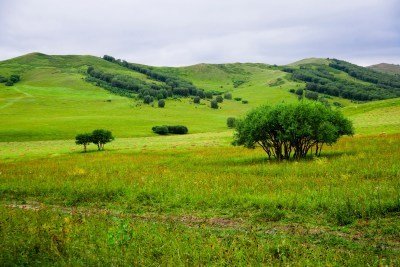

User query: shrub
[227,117,236,128]
[224,93,232,100]
[158,99,165,108]
[211,100,218,109]
[152,125,188,135]
[242,100,248,104]
[205,91,213,99]
[295,88,304,96]
[305,91,319,100]
[152,126,169,135]
[143,95,153,104]
[289,89,296,93]
[234,97,242,101]
[167,125,188,134]
[193,96,201,104]
[216,95,223,103]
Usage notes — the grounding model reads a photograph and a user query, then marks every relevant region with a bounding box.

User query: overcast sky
[1,0,399,66]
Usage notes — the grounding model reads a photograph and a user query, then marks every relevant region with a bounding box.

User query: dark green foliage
[205,91,213,99]
[234,97,242,101]
[0,74,20,86]
[216,95,223,103]
[197,90,205,99]
[101,56,202,99]
[227,117,236,128]
[193,96,201,104]
[305,91,319,100]
[143,95,153,104]
[75,133,92,152]
[242,100,248,104]
[152,126,169,135]
[91,129,114,151]
[224,93,232,100]
[152,125,188,135]
[233,79,246,88]
[233,101,354,160]
[295,88,304,96]
[289,89,296,93]
[283,62,400,101]
[210,100,218,109]
[158,99,165,108]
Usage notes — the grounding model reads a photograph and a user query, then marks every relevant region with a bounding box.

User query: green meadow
[1,54,400,265]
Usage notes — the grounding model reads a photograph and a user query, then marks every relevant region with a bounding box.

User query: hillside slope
[368,63,400,75]
[0,53,297,141]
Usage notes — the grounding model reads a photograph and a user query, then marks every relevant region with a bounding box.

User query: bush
[205,91,213,99]
[193,96,201,104]
[289,89,295,93]
[143,95,153,104]
[234,97,242,101]
[152,126,169,135]
[216,95,223,103]
[227,117,236,128]
[305,91,319,100]
[242,100,248,104]
[158,99,165,108]
[167,125,188,134]
[211,100,218,109]
[152,125,188,135]
[295,88,304,96]
[224,93,232,100]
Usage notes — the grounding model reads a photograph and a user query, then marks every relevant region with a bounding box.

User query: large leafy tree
[91,129,114,151]
[233,101,354,160]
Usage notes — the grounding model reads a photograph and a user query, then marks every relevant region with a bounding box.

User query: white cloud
[0,0,399,66]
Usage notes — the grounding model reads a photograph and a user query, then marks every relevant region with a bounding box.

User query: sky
[1,0,399,66]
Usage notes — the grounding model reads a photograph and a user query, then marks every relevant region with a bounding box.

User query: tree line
[283,63,400,101]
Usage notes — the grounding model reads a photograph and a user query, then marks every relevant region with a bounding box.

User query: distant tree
[75,133,92,152]
[227,117,236,128]
[211,100,218,109]
[197,90,206,99]
[158,99,165,108]
[143,95,153,104]
[9,75,20,83]
[193,96,201,104]
[216,95,223,103]
[242,100,248,104]
[91,129,114,150]
[224,93,232,100]
[305,91,319,100]
[205,91,213,99]
[152,126,169,135]
[295,88,303,96]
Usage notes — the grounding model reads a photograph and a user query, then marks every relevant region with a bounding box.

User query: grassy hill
[368,63,400,75]
[0,53,399,142]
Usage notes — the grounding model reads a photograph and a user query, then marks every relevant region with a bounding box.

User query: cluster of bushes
[75,129,114,152]
[152,125,188,135]
[283,63,400,101]
[0,74,20,86]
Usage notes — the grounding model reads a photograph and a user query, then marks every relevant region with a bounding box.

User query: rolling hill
[0,53,399,142]
[368,63,400,75]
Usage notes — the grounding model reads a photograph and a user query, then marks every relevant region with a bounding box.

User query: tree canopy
[91,129,114,151]
[233,101,354,160]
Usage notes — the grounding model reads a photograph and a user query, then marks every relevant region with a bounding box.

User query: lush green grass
[1,134,399,265]
[1,53,400,265]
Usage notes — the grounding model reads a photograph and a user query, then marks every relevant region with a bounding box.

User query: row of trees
[283,64,400,101]
[75,129,114,152]
[233,101,354,160]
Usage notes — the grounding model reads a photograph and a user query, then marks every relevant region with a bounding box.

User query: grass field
[1,53,400,265]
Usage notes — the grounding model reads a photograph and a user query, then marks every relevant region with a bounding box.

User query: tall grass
[1,134,399,265]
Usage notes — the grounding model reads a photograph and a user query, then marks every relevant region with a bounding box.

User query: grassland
[1,53,400,265]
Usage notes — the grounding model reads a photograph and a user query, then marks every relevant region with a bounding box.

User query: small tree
[224,93,232,100]
[216,95,223,103]
[210,100,218,109]
[205,91,213,99]
[193,96,201,104]
[227,117,236,128]
[75,133,92,152]
[91,129,114,150]
[158,99,165,108]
